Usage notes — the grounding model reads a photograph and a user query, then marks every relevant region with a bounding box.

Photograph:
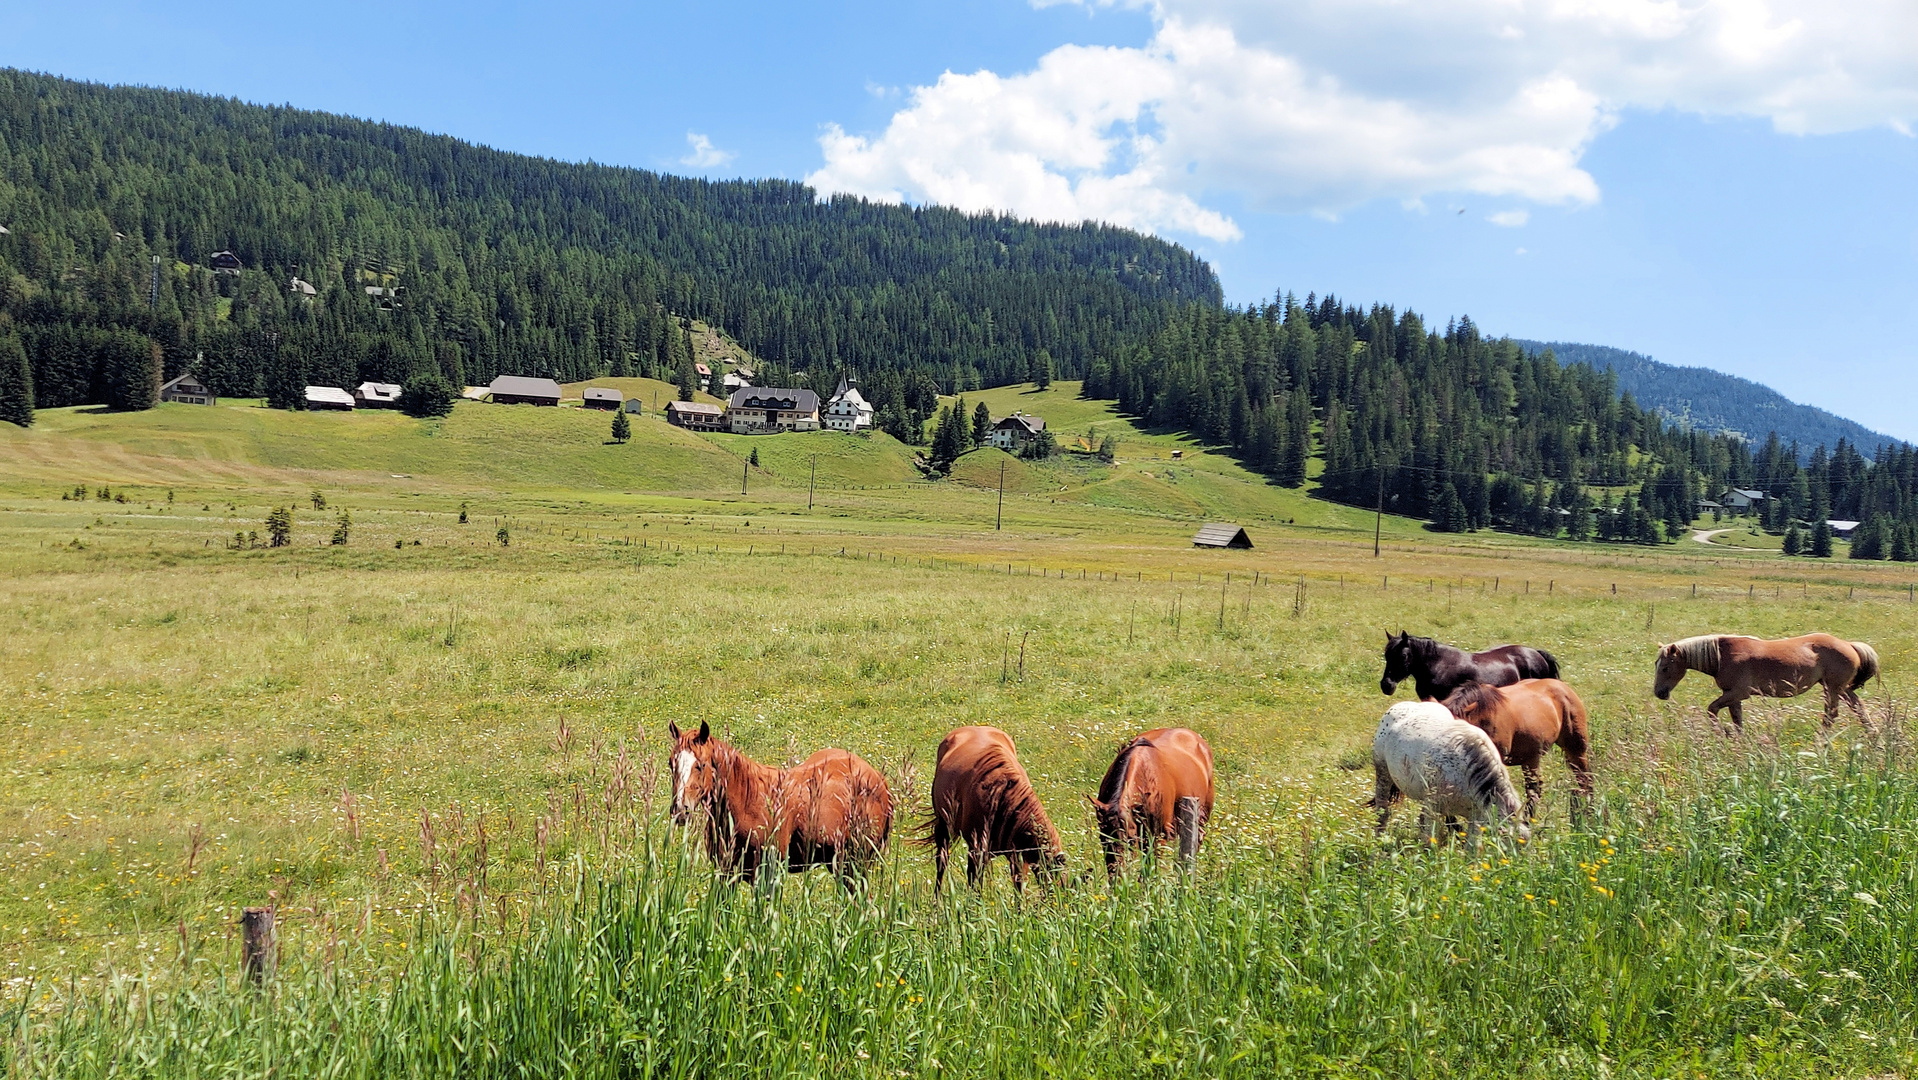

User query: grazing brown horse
[1653,633,1879,729]
[923,726,1066,891]
[667,720,893,886]
[1090,728,1215,877]
[1440,679,1593,821]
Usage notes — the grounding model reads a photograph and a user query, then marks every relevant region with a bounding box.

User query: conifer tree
[1782,522,1802,555]
[676,357,698,403]
[0,332,32,428]
[611,408,630,444]
[1809,520,1834,558]
[973,401,992,446]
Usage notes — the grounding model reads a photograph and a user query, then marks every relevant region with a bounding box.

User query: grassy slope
[3,398,1918,1075]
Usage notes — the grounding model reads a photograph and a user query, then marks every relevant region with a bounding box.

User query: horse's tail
[913,804,945,849]
[1535,648,1561,681]
[1850,642,1880,690]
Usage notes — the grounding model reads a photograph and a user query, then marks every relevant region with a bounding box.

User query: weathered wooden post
[1174,796,1204,871]
[240,906,276,985]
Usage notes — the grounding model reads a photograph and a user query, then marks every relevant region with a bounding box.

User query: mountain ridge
[1515,339,1898,455]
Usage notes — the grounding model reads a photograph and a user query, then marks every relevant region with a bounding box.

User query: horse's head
[1380,630,1417,694]
[1652,643,1687,700]
[666,720,716,824]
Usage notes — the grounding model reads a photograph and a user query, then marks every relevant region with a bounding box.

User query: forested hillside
[1514,340,1893,454]
[0,69,1214,438]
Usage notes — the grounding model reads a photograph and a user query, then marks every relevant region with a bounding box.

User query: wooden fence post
[240,906,276,985]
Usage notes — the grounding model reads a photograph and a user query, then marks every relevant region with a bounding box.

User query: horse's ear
[695,720,711,744]
[668,721,681,741]
[1084,794,1107,811]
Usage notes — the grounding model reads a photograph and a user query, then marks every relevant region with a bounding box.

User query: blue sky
[6,0,1916,438]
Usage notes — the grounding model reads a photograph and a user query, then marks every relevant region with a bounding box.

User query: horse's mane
[1457,732,1517,811]
[709,741,775,814]
[981,747,1057,847]
[1442,681,1504,720]
[1097,738,1146,804]
[1670,635,1722,676]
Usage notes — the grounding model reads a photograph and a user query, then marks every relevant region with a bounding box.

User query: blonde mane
[1670,635,1722,676]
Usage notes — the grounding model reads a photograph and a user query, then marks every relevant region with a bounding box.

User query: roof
[355,381,402,400]
[695,363,712,376]
[488,375,564,399]
[729,387,821,413]
[1192,523,1253,548]
[1826,520,1861,530]
[583,387,625,402]
[304,386,356,407]
[995,413,1046,434]
[1727,488,1767,500]
[160,373,207,393]
[288,276,316,296]
[460,386,491,400]
[665,401,723,416]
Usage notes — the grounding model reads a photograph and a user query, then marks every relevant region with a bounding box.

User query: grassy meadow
[0,389,1915,1076]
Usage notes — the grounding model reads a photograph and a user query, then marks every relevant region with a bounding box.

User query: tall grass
[10,725,1915,1079]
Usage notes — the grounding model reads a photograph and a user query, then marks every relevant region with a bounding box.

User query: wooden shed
[488,375,563,406]
[582,387,624,410]
[1192,523,1252,549]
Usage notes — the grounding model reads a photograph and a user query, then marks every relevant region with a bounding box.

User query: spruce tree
[611,408,630,444]
[972,401,991,446]
[676,357,698,403]
[1782,522,1803,555]
[1809,520,1833,558]
[0,332,32,428]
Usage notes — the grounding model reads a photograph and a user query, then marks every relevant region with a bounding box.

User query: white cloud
[1488,209,1530,227]
[806,0,1918,239]
[680,132,735,170]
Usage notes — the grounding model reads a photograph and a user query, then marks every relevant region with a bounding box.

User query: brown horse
[1653,633,1879,729]
[667,720,893,886]
[1440,679,1593,821]
[1090,728,1215,877]
[923,726,1066,891]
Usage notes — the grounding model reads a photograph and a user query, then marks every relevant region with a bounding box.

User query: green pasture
[0,395,1915,1076]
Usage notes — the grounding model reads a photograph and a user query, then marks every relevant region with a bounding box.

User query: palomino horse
[1653,633,1879,729]
[1090,728,1215,877]
[924,726,1066,891]
[1371,701,1530,848]
[1440,679,1594,821]
[1380,631,1560,701]
[667,720,893,886]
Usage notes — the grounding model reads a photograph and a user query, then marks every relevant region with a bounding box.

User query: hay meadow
[1,390,1916,1077]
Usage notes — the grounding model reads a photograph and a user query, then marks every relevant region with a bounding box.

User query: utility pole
[996,459,1006,530]
[808,455,816,510]
[742,455,749,496]
[149,255,162,308]
[1374,463,1385,558]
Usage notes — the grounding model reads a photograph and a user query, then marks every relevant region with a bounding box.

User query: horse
[1440,679,1594,821]
[923,726,1066,891]
[1653,633,1879,729]
[1371,701,1530,849]
[666,720,893,887]
[1089,728,1216,878]
[1380,631,1560,701]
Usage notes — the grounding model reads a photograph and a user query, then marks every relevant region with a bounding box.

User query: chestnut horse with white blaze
[667,720,893,886]
[923,726,1065,891]
[1440,679,1593,821]
[1090,728,1215,877]
[1652,633,1879,729]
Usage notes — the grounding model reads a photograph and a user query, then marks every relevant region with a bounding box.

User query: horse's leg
[1372,760,1399,835]
[1009,855,1028,894]
[1841,685,1873,731]
[1707,692,1743,729]
[931,817,952,894]
[1522,762,1545,823]
[1416,808,1435,845]
[965,843,987,890]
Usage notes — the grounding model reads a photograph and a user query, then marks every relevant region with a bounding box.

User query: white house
[823,375,874,432]
[721,371,752,392]
[988,412,1045,451]
[1720,488,1768,510]
[725,388,821,433]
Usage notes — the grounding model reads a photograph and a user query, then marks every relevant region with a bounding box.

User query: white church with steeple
[823,374,874,432]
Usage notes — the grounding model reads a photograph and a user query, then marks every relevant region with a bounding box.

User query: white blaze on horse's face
[671,750,696,820]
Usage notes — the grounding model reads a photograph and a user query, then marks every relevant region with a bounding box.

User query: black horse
[1380,632,1560,701]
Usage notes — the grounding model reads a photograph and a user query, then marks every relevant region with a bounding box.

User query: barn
[488,375,563,406]
[304,386,356,411]
[582,387,625,410]
[1192,523,1252,549]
